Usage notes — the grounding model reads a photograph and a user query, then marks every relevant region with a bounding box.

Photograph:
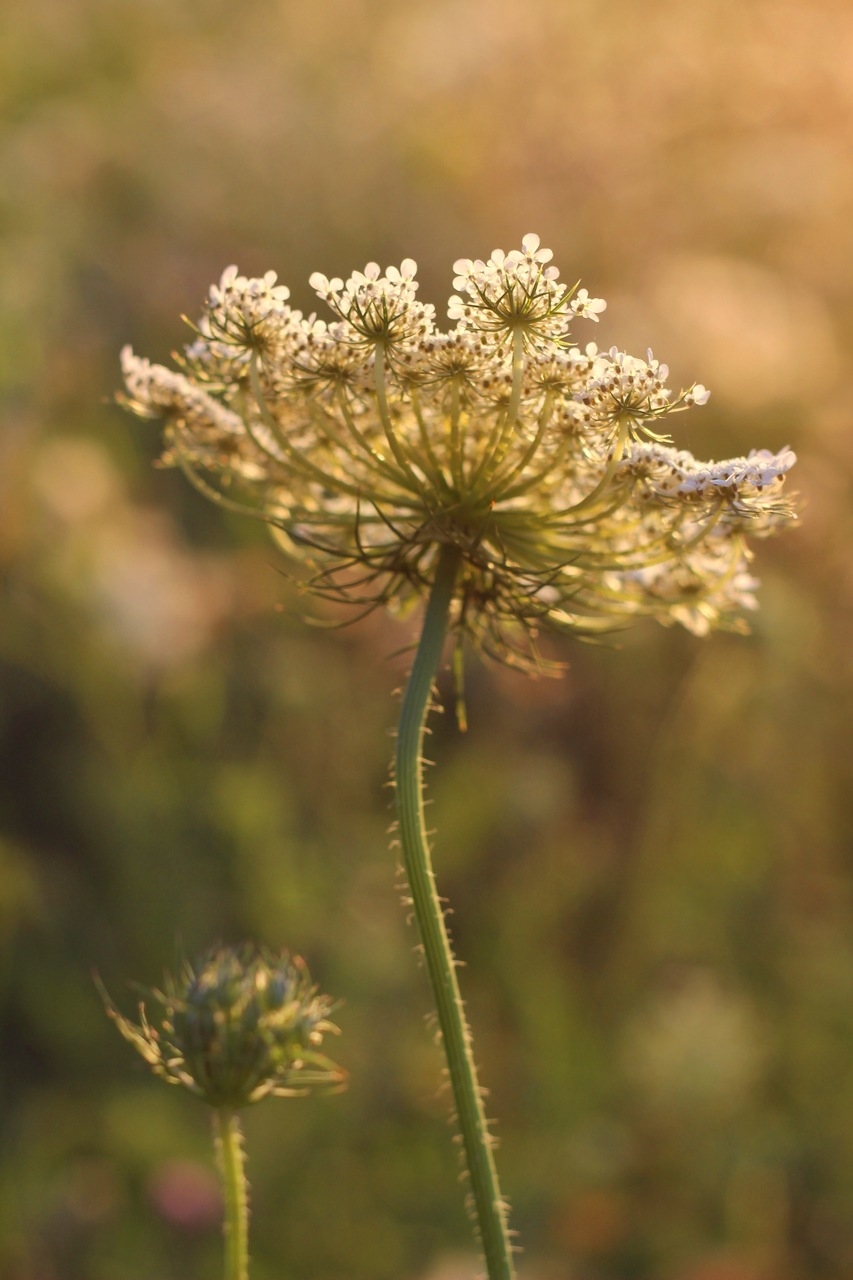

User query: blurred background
[1,1,851,1277]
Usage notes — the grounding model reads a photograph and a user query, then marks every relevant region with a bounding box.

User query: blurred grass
[2,1,853,1277]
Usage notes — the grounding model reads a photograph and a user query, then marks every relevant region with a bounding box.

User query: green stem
[395,542,516,1280]
[215,1109,250,1280]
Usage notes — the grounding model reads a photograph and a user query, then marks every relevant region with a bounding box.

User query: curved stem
[395,543,516,1280]
[214,1109,250,1280]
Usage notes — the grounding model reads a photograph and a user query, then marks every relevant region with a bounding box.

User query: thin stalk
[468,330,526,498]
[486,330,526,474]
[449,377,465,487]
[490,390,555,499]
[410,387,452,492]
[214,1109,250,1280]
[336,392,407,485]
[554,418,631,518]
[373,344,424,493]
[395,542,516,1280]
[248,359,366,499]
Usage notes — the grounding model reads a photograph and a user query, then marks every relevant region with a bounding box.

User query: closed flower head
[120,236,797,669]
[101,945,344,1109]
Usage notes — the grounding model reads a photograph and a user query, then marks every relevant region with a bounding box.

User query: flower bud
[100,944,345,1109]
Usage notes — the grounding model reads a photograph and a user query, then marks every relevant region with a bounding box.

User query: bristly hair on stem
[215,1109,250,1280]
[393,542,517,1280]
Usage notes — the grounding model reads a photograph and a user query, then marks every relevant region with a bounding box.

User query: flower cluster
[101,945,344,1109]
[120,235,797,668]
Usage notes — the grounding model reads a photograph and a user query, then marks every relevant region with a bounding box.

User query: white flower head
[309,259,434,351]
[448,234,589,353]
[204,266,293,351]
[120,235,798,671]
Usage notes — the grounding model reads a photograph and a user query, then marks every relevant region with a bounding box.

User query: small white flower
[570,288,607,322]
[519,232,555,265]
[307,272,344,302]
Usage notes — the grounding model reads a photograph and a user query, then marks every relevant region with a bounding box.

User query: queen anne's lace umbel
[120,235,797,668]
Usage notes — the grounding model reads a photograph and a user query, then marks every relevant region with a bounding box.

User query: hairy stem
[215,1109,250,1280]
[395,542,516,1280]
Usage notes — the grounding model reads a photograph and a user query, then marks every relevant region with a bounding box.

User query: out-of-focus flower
[622,971,767,1117]
[31,437,237,671]
[100,944,345,1110]
[147,1158,222,1229]
[120,236,797,670]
